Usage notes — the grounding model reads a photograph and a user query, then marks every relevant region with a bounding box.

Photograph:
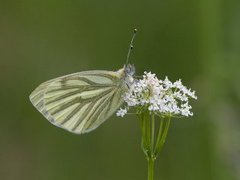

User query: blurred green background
[0,0,239,180]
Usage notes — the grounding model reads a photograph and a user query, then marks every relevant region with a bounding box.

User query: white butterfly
[29,29,137,134]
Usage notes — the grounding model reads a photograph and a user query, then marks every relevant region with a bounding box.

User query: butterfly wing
[29,70,125,134]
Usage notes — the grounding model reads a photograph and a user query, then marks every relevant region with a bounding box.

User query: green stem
[154,117,163,154]
[139,112,172,180]
[154,117,171,157]
[139,113,148,156]
[148,158,155,180]
[151,114,155,154]
[161,117,171,144]
[146,112,151,153]
[139,111,151,157]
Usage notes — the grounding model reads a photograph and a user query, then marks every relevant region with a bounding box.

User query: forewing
[29,70,125,134]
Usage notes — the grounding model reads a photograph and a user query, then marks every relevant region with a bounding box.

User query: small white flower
[162,76,173,90]
[173,79,183,89]
[116,71,197,118]
[116,108,128,117]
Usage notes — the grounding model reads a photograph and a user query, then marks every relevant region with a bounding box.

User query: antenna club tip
[134,28,137,33]
[130,45,134,49]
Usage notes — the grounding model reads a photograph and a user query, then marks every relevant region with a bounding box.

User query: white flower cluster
[116,72,197,117]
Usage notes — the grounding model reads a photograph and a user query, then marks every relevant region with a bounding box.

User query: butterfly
[29,29,137,134]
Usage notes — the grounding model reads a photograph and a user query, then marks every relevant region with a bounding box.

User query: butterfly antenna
[125,28,137,65]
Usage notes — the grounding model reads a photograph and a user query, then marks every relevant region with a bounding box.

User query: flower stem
[154,117,171,157]
[154,117,163,154]
[139,111,172,180]
[148,158,155,180]
[151,114,155,153]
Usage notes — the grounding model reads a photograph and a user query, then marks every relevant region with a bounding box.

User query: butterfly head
[124,64,135,76]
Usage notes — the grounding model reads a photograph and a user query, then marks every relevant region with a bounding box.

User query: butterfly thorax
[117,64,135,92]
